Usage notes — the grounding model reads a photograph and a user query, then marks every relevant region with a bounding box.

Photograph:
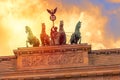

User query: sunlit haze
[0,0,120,56]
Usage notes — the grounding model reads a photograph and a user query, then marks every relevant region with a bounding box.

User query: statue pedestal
[13,44,91,70]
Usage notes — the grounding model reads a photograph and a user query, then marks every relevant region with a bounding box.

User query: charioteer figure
[47,7,58,45]
[51,26,59,45]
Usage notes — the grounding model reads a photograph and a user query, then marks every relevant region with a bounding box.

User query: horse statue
[25,26,40,47]
[40,23,50,46]
[70,21,81,44]
[59,20,66,45]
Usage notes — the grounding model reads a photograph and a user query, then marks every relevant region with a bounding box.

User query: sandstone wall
[1,46,120,80]
[89,48,120,65]
[59,75,120,80]
[0,56,16,72]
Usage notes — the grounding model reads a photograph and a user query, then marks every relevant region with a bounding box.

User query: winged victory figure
[47,7,57,16]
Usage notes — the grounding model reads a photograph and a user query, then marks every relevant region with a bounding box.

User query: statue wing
[53,7,57,14]
[47,9,52,14]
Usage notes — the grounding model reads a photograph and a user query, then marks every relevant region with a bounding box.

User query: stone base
[13,44,91,70]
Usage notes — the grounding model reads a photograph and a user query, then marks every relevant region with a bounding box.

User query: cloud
[107,0,120,3]
[106,6,120,38]
[0,0,120,56]
[107,7,120,15]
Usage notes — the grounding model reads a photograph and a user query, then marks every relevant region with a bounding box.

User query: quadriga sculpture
[70,21,81,44]
[25,26,40,47]
[59,20,66,45]
[40,23,50,46]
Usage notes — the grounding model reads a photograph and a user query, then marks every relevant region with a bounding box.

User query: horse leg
[36,39,40,47]
[33,43,39,47]
[79,36,81,44]
[26,41,28,47]
[46,38,50,46]
[79,39,81,44]
[51,37,55,45]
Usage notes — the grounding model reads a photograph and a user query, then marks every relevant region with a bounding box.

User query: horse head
[75,21,81,31]
[25,26,31,34]
[41,23,46,33]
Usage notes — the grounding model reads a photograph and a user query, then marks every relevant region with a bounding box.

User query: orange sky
[108,0,120,3]
[0,0,120,56]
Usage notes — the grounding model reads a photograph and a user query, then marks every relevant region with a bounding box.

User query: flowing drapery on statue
[70,21,81,44]
[25,26,40,47]
[50,26,59,45]
[40,23,50,46]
